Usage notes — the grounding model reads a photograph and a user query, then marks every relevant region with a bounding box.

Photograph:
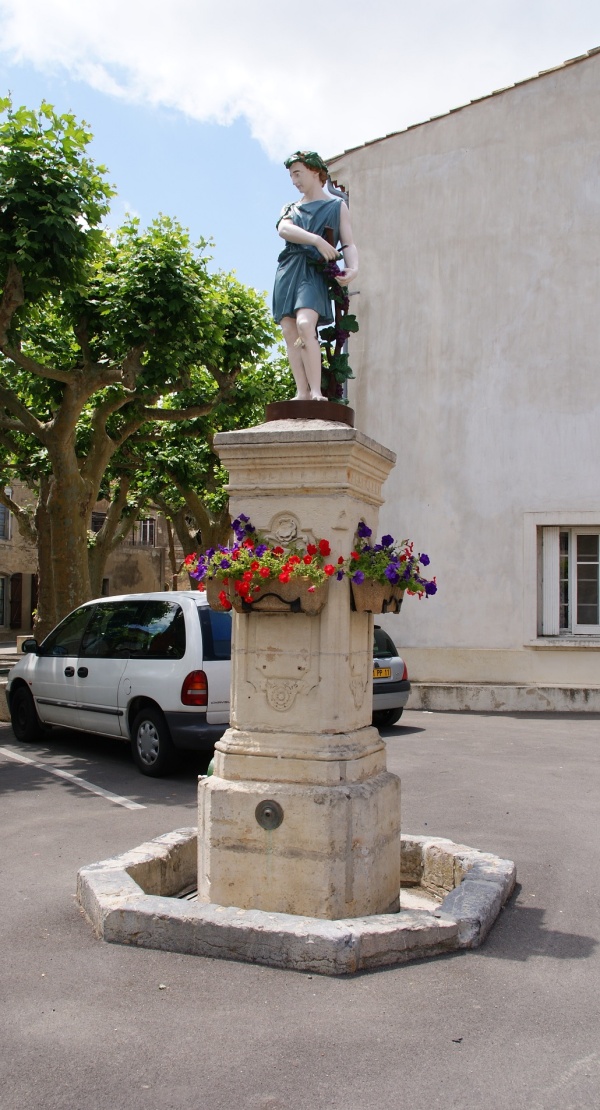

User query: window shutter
[542,526,560,635]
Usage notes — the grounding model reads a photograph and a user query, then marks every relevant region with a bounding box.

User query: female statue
[273,150,358,401]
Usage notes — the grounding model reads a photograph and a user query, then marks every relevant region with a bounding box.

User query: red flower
[324,564,335,576]
[243,570,253,581]
[337,556,344,564]
[306,543,317,556]
[218,590,231,610]
[288,554,301,565]
[273,546,284,555]
[259,566,270,578]
[183,553,196,566]
[231,549,240,561]
[308,585,316,592]
[303,554,312,565]
[251,561,259,571]
[351,551,359,560]
[279,572,290,583]
[318,539,331,556]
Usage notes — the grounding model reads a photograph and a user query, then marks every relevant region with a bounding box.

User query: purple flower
[357,521,372,539]
[381,534,394,548]
[384,565,399,584]
[352,570,365,584]
[336,570,344,580]
[420,553,430,566]
[220,558,231,569]
[205,547,215,559]
[425,581,437,596]
[255,543,268,557]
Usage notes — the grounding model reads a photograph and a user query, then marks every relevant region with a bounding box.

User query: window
[0,491,11,540]
[197,605,232,660]
[91,511,107,533]
[80,600,185,659]
[541,526,600,635]
[137,517,156,546]
[39,606,94,657]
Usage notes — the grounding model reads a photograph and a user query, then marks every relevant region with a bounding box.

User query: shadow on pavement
[481,887,599,962]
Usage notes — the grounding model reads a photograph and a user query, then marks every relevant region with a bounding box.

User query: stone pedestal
[198,420,401,920]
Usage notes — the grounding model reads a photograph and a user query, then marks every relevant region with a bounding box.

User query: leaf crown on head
[284,150,329,181]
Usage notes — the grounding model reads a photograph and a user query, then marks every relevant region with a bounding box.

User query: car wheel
[131,706,178,777]
[372,707,404,727]
[10,685,45,743]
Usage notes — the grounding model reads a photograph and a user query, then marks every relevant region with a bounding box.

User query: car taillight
[401,661,408,681]
[181,670,208,706]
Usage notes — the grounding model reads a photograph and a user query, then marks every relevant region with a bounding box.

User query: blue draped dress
[272,197,342,326]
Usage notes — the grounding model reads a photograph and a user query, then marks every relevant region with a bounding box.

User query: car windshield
[373,626,397,659]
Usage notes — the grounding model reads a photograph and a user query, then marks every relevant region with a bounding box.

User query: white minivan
[6,592,231,776]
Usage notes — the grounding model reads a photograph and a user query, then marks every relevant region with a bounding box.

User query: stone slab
[77,829,516,974]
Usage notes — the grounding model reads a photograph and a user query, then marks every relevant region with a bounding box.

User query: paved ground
[1,709,599,1110]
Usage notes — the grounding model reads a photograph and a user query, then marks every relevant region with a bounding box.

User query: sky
[1,0,599,299]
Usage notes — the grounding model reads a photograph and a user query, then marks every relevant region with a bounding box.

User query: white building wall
[329,52,600,702]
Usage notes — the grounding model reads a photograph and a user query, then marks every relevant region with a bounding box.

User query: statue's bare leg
[295,309,325,400]
[280,315,311,400]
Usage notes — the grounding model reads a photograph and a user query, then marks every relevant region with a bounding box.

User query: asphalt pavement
[1,709,599,1110]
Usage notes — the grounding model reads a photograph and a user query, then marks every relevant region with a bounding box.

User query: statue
[273,151,359,402]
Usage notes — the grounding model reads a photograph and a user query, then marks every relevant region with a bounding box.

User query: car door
[31,605,94,729]
[75,601,146,736]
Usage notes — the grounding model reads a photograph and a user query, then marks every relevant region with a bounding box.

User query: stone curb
[77,829,516,975]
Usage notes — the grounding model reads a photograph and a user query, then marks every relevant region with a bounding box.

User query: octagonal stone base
[77,828,516,975]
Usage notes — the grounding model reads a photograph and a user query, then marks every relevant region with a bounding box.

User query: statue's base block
[198,767,401,919]
[77,829,517,976]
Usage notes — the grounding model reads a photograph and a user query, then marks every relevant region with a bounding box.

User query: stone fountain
[77,416,515,974]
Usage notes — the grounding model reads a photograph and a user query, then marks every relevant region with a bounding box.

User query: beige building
[329,48,600,711]
[0,482,176,642]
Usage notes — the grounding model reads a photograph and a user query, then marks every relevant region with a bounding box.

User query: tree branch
[0,381,48,441]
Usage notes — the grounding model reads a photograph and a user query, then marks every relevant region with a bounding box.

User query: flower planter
[205,578,232,612]
[229,577,329,616]
[350,579,405,615]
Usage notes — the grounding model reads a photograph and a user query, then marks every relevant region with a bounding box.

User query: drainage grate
[177,885,198,901]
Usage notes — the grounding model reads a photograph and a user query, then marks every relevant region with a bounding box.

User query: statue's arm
[335,203,358,288]
[278,218,340,262]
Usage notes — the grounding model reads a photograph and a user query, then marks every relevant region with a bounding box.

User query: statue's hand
[335,268,358,287]
[315,236,341,262]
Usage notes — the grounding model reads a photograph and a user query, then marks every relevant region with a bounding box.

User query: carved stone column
[198,420,401,919]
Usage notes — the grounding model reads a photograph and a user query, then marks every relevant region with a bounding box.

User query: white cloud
[1,0,599,159]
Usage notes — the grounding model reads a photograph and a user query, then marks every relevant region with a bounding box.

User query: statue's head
[284,150,328,185]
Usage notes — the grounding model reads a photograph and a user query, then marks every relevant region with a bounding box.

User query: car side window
[80,600,185,659]
[39,606,94,657]
[198,606,232,660]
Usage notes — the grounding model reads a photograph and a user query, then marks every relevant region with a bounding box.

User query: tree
[0,100,279,636]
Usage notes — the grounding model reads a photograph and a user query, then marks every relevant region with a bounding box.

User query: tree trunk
[46,469,92,625]
[33,477,57,640]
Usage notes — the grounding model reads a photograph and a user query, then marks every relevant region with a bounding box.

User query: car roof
[81,590,210,607]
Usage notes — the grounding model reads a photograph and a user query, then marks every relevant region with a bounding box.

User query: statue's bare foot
[310,393,327,401]
[293,392,311,401]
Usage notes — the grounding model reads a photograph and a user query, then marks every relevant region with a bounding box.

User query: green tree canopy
[0,98,286,635]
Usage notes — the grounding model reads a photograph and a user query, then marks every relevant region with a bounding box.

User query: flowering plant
[184,514,337,608]
[339,521,437,598]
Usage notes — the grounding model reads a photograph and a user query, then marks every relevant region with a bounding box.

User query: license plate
[373,667,392,679]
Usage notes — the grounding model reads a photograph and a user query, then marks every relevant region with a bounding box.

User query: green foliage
[0,98,114,304]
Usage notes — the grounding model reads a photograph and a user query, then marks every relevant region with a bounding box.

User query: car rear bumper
[163,711,227,751]
[372,679,411,712]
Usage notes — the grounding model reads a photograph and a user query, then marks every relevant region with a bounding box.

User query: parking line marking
[0,747,146,810]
